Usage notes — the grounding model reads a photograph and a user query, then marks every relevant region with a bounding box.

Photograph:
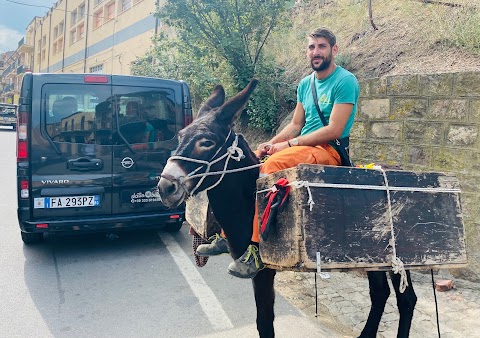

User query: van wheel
[21,232,44,244]
[164,221,183,233]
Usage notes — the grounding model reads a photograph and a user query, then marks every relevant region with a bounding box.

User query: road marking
[158,232,234,331]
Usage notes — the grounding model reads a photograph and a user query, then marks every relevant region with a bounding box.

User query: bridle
[161,130,262,197]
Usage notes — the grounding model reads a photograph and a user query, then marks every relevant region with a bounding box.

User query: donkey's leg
[252,268,276,338]
[358,271,390,338]
[389,270,417,338]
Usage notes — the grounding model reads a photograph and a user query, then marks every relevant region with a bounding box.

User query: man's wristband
[287,140,292,147]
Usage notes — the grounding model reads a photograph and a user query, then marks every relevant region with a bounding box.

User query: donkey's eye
[199,140,215,148]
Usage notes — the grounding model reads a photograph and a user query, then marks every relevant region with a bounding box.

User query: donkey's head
[158,79,258,208]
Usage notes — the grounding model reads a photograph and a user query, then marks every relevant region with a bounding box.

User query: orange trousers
[251,144,340,242]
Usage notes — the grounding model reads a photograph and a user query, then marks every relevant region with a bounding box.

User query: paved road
[0,130,341,338]
[276,263,480,338]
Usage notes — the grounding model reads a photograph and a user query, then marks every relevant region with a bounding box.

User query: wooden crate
[186,191,222,239]
[256,164,467,272]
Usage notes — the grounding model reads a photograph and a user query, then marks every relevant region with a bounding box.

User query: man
[196,27,360,278]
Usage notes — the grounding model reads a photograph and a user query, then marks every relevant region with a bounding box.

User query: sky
[0,0,55,53]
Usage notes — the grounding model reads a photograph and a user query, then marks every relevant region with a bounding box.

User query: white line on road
[158,232,234,331]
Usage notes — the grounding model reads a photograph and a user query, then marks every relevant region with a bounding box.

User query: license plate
[34,195,100,209]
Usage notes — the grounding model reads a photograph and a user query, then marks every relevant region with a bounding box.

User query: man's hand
[267,141,290,155]
[257,142,273,158]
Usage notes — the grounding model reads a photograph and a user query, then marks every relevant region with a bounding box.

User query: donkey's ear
[197,85,226,118]
[218,79,258,127]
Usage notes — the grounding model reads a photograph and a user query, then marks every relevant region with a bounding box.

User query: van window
[43,84,112,144]
[115,88,177,145]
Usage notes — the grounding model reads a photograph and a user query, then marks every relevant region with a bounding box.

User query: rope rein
[256,168,460,293]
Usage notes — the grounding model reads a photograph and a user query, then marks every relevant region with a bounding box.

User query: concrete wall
[352,72,480,280]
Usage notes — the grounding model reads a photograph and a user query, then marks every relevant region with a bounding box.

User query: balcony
[16,65,31,74]
[17,37,34,54]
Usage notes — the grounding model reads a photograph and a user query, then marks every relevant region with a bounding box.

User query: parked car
[17,73,192,244]
[0,103,17,130]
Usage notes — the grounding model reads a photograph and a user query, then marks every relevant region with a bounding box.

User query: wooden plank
[256,164,467,272]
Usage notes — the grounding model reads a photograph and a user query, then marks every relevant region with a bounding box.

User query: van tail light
[84,75,108,83]
[20,180,29,198]
[36,223,49,229]
[170,214,180,219]
[17,111,28,161]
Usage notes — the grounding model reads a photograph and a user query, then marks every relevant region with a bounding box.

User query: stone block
[431,147,472,172]
[454,72,480,97]
[404,122,443,144]
[460,193,480,225]
[361,142,405,163]
[387,74,420,96]
[370,122,402,140]
[470,151,480,171]
[407,146,431,166]
[472,100,480,122]
[350,143,360,160]
[419,73,454,97]
[446,125,479,146]
[392,98,428,118]
[428,99,469,121]
[360,98,390,119]
[359,79,369,98]
[350,121,366,140]
[360,77,387,98]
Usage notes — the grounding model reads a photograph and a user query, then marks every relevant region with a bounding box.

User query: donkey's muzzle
[157,175,186,208]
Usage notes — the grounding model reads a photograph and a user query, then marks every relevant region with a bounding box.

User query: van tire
[21,232,44,244]
[164,221,183,233]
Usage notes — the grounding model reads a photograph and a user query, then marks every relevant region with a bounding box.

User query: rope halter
[165,130,261,197]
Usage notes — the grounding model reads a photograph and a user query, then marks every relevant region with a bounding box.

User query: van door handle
[67,158,103,171]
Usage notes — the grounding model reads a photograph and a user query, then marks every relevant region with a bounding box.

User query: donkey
[157,79,417,338]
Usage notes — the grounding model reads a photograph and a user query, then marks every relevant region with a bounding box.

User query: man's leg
[228,145,340,278]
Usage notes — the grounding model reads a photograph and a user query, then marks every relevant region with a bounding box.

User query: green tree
[132,0,293,131]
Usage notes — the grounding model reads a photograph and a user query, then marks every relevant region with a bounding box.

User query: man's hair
[309,27,336,47]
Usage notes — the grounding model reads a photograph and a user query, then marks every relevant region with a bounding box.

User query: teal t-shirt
[297,66,359,139]
[145,122,155,142]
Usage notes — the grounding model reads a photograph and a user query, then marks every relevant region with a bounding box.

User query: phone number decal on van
[34,196,100,209]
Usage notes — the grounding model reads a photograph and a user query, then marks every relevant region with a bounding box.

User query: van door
[31,82,113,219]
[111,82,183,215]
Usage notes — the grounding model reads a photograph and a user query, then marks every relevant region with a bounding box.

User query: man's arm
[271,102,305,143]
[257,102,305,156]
[295,103,353,146]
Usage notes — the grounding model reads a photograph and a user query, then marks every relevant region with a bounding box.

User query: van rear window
[43,84,112,145]
[42,84,178,146]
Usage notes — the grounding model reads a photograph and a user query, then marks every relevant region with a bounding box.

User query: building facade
[0,32,36,104]
[1,0,162,104]
[31,0,160,75]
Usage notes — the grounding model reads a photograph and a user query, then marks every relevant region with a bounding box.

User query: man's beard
[311,54,332,71]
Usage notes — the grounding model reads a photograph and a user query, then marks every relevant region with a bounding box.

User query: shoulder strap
[310,73,341,146]
[310,73,329,127]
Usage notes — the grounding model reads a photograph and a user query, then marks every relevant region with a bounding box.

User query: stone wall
[352,72,480,280]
